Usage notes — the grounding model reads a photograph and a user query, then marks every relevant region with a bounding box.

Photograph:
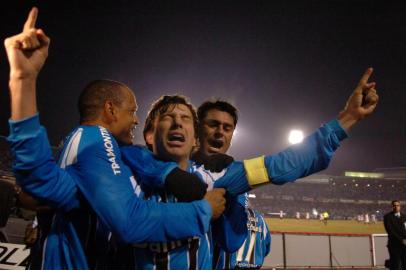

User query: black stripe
[85,213,98,269]
[188,238,199,270]
[212,244,221,269]
[247,209,257,266]
[155,252,169,270]
[225,251,231,269]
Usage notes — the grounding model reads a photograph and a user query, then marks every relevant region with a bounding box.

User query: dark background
[1,0,405,175]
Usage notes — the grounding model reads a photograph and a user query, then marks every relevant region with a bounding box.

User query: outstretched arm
[214,68,379,195]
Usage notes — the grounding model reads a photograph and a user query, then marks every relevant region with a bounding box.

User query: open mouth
[208,138,224,149]
[168,133,185,143]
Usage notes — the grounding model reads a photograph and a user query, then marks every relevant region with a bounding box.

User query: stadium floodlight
[288,129,304,145]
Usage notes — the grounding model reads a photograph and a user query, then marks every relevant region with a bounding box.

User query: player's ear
[145,129,154,147]
[104,100,117,121]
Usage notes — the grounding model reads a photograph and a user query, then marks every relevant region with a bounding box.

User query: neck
[199,149,211,156]
[81,119,109,129]
[155,151,190,171]
[177,158,189,171]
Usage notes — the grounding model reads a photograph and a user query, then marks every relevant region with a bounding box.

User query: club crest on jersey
[99,127,121,175]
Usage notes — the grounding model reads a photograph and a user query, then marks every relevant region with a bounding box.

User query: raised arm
[213,68,379,195]
[337,68,379,132]
[6,8,78,210]
[6,8,225,243]
[4,7,49,121]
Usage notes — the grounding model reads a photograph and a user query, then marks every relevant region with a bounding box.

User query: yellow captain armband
[243,155,270,187]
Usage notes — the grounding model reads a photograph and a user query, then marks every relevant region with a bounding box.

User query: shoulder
[384,212,393,219]
[78,126,120,150]
[63,125,121,164]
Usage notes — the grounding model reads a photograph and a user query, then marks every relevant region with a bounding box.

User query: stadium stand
[250,173,406,221]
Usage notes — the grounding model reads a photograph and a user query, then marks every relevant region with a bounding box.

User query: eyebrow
[206,119,234,127]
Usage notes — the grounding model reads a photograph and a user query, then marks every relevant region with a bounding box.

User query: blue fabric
[213,209,271,269]
[121,145,178,188]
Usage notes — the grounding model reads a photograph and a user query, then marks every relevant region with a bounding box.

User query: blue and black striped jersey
[213,207,271,270]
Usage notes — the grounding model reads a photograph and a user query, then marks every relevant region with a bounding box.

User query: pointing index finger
[23,7,38,32]
[358,67,373,86]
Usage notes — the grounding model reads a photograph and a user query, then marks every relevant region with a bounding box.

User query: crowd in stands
[250,176,406,220]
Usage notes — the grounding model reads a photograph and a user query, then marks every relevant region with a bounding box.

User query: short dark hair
[78,79,129,123]
[197,99,238,126]
[143,95,198,149]
[391,200,400,205]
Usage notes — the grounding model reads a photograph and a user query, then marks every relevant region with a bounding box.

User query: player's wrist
[337,110,360,132]
[9,70,38,82]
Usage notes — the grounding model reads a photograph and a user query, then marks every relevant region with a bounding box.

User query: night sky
[1,1,405,175]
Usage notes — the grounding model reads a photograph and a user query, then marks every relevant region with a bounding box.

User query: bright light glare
[233,127,239,139]
[288,130,304,144]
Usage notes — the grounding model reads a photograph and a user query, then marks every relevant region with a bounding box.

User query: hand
[4,7,50,80]
[24,222,38,247]
[192,151,234,173]
[204,188,226,219]
[338,68,379,131]
[165,168,207,202]
[403,239,406,247]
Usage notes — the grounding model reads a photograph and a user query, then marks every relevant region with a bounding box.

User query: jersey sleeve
[8,114,80,211]
[121,145,178,188]
[71,126,212,243]
[211,193,248,253]
[213,119,348,195]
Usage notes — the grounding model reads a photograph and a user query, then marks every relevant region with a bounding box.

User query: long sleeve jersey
[8,114,212,270]
[203,119,348,195]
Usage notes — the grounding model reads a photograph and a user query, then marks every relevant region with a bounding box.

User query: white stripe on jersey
[244,232,256,262]
[236,239,246,262]
[60,128,83,168]
[260,215,268,240]
[129,176,142,196]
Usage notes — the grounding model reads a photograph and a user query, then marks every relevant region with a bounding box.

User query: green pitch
[265,218,385,234]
